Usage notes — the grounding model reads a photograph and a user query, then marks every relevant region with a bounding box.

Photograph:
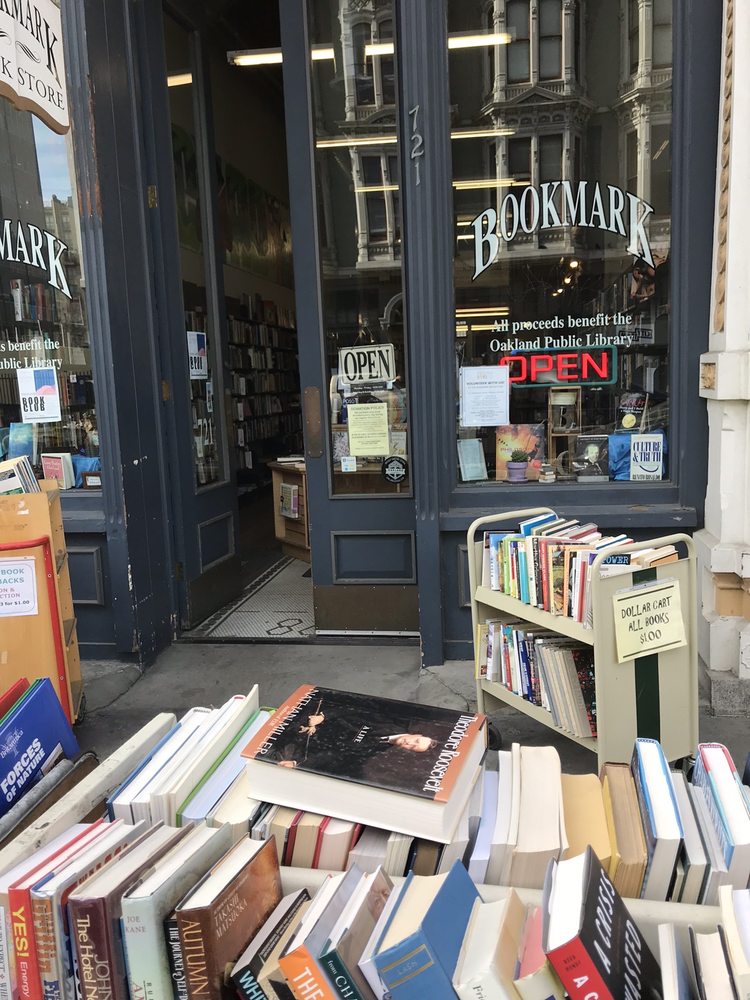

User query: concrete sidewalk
[77,642,749,773]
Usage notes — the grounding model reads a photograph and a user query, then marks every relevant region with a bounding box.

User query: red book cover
[0,678,29,720]
[311,816,330,869]
[284,811,303,866]
[10,822,105,1000]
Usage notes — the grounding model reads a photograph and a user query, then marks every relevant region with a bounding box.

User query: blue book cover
[8,423,33,460]
[519,512,557,536]
[0,678,78,816]
[373,860,479,999]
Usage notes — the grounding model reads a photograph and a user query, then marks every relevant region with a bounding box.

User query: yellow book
[561,773,612,870]
[601,772,622,882]
[599,763,647,898]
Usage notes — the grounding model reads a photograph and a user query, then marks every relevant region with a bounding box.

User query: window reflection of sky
[32,116,72,203]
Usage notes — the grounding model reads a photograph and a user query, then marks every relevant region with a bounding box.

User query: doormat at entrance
[189,558,315,640]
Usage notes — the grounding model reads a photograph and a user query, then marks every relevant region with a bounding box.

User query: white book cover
[122,824,233,1000]
[358,880,405,999]
[719,886,750,1000]
[670,771,708,904]
[468,770,498,884]
[689,784,730,905]
[111,708,211,822]
[453,895,520,1000]
[156,689,259,825]
[180,708,270,824]
[207,772,262,843]
[486,751,513,885]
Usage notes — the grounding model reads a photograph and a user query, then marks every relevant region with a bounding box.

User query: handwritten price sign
[612,579,686,663]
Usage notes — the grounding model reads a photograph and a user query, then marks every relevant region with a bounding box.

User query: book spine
[278,946,337,1000]
[10,886,42,1000]
[0,903,14,1000]
[376,938,454,1000]
[70,898,116,1000]
[164,915,189,1000]
[547,937,612,1000]
[321,951,366,1000]
[122,899,171,1000]
[232,965,272,1000]
[177,909,216,1000]
[31,895,62,1000]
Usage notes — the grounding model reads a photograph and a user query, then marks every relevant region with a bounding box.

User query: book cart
[0,481,84,725]
[467,507,698,770]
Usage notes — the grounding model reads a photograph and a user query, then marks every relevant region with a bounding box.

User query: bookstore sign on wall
[0,0,69,134]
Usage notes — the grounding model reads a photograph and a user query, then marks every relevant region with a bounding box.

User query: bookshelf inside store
[226,294,303,495]
[467,507,698,770]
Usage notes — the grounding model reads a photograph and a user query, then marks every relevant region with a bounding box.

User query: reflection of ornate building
[338,0,400,267]
[615,0,672,253]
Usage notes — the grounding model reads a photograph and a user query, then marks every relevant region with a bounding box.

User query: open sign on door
[339,344,396,386]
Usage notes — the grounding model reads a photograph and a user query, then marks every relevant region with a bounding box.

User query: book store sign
[339,344,395,387]
[0,0,69,134]
[471,181,655,280]
[612,580,686,663]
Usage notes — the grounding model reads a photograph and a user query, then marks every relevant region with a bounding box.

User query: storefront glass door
[134,3,242,629]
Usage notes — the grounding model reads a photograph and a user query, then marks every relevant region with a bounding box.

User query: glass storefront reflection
[308,0,409,496]
[451,0,672,487]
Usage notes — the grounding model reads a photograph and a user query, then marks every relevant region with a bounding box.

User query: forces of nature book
[241,686,487,843]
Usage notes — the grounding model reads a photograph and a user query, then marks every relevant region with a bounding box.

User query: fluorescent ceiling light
[456,234,474,241]
[451,128,515,139]
[354,184,399,193]
[449,32,512,49]
[228,45,334,67]
[452,178,526,190]
[315,128,515,150]
[456,307,509,316]
[468,322,509,331]
[364,33,510,57]
[365,41,394,57]
[229,48,283,66]
[167,73,192,87]
[316,135,398,148]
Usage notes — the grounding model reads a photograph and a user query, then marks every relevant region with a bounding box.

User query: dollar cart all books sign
[612,579,686,662]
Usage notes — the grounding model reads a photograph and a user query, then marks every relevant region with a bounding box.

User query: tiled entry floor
[187,558,315,640]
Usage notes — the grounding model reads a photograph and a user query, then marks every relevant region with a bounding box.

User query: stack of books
[0,455,39,494]
[480,510,678,626]
[476,622,597,738]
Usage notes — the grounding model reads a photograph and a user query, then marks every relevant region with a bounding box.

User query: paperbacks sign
[0,0,69,134]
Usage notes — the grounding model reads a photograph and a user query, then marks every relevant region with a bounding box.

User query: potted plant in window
[506,449,530,483]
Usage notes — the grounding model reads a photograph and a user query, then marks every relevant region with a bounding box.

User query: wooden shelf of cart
[269,461,310,563]
[467,507,698,770]
[0,481,83,724]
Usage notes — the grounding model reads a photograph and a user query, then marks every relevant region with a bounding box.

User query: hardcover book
[241,687,486,842]
[0,678,79,817]
[542,846,662,1000]
[175,835,282,1000]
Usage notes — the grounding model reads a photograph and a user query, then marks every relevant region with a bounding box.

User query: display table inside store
[269,461,310,563]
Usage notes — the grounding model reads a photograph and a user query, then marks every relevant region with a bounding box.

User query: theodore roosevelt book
[241,686,487,843]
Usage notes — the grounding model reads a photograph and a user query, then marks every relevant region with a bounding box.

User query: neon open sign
[499,347,617,387]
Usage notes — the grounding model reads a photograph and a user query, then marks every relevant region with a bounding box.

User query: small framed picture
[81,472,102,490]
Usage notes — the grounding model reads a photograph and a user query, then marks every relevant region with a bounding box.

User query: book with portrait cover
[241,687,487,843]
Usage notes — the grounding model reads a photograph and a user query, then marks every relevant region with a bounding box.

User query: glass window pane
[539,37,562,81]
[539,0,562,36]
[508,42,531,83]
[449,0,673,488]
[352,23,375,105]
[539,134,563,184]
[653,26,672,68]
[507,1,530,40]
[165,13,225,487]
[0,105,101,485]
[309,0,409,496]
